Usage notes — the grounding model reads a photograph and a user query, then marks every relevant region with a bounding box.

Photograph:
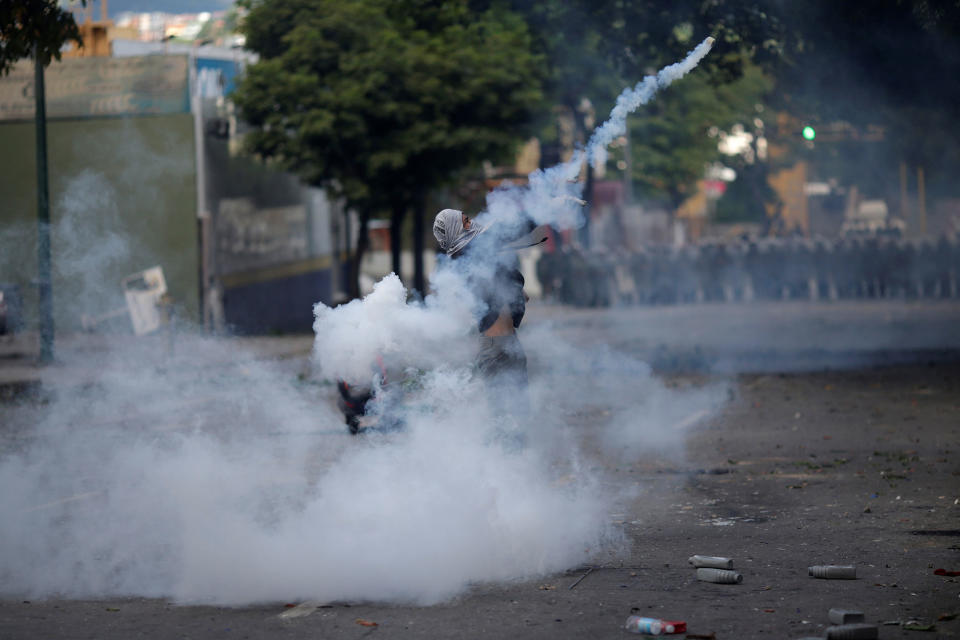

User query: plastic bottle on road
[624,616,668,635]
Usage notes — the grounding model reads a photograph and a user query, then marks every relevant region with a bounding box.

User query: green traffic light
[802,125,816,141]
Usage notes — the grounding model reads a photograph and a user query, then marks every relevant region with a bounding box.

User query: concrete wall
[0,114,199,331]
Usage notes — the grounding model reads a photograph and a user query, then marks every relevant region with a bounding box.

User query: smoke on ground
[0,39,723,606]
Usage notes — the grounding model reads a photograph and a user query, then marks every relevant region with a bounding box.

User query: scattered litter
[762,608,775,613]
[625,616,686,635]
[355,619,378,627]
[934,568,960,576]
[685,633,715,640]
[105,607,120,612]
[538,584,556,591]
[568,567,593,590]
[662,620,687,633]
[688,555,733,569]
[902,621,936,631]
[696,568,743,584]
[938,613,957,621]
[279,601,323,620]
[881,620,902,626]
[825,623,878,639]
[829,609,865,624]
[809,565,857,579]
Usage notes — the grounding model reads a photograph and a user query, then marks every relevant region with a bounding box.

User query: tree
[0,0,84,363]
[628,62,771,210]
[757,0,960,202]
[506,0,787,237]
[233,0,545,296]
[0,0,83,73]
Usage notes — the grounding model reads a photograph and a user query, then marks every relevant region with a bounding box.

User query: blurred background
[1,0,959,337]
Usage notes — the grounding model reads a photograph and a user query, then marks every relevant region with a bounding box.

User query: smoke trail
[587,36,715,167]
[480,36,715,234]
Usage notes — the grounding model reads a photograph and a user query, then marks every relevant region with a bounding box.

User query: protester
[432,208,529,418]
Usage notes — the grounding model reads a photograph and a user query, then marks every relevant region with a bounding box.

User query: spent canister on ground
[829,608,865,624]
[809,565,857,579]
[825,623,878,639]
[688,555,733,569]
[696,567,742,584]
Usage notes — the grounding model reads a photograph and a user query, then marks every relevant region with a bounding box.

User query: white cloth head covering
[432,208,483,255]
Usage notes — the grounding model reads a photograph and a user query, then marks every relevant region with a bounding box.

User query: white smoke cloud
[0,37,720,607]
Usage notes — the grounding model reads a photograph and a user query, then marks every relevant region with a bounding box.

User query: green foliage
[629,62,771,207]
[0,0,84,73]
[233,0,545,216]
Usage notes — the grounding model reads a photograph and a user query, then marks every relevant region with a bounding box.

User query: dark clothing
[474,264,526,333]
[451,239,526,334]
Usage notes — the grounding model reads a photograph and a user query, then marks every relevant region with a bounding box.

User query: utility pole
[34,42,54,363]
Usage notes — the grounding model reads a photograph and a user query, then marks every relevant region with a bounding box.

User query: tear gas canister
[688,555,733,569]
[695,567,743,583]
[825,623,878,639]
[829,609,865,624]
[809,565,857,579]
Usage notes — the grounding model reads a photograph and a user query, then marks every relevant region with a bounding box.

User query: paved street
[1,301,958,639]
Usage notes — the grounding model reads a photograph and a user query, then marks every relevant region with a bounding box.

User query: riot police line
[535,234,960,307]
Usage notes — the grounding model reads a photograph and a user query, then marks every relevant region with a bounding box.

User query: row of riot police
[536,235,960,307]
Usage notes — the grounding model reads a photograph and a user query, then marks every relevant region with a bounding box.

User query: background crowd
[537,234,960,307]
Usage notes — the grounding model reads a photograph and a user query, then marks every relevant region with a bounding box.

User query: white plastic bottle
[625,616,667,635]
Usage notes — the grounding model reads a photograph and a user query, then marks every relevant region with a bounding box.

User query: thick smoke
[0,39,722,606]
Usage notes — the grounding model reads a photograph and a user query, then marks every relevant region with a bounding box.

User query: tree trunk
[349,212,370,299]
[580,161,594,248]
[412,189,426,296]
[390,202,406,281]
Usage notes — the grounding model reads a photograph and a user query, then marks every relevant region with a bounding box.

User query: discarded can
[809,565,857,579]
[660,620,686,633]
[624,616,664,635]
[829,608,865,624]
[696,567,743,584]
[688,555,733,569]
[825,623,878,639]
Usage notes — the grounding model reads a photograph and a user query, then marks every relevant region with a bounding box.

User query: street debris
[538,584,556,590]
[568,567,593,590]
[278,601,323,620]
[688,555,733,569]
[902,621,936,631]
[938,613,957,621]
[829,609,865,624]
[80,266,170,336]
[684,633,715,640]
[695,568,742,584]
[355,618,378,627]
[934,568,960,576]
[825,623,879,639]
[625,616,686,634]
[809,565,857,579]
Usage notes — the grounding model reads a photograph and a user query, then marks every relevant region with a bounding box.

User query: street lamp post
[34,42,54,363]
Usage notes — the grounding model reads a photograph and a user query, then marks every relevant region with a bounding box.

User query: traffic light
[802,125,816,141]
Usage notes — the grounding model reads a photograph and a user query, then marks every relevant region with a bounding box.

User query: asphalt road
[1,302,959,639]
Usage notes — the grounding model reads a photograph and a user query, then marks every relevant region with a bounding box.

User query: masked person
[432,208,529,419]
